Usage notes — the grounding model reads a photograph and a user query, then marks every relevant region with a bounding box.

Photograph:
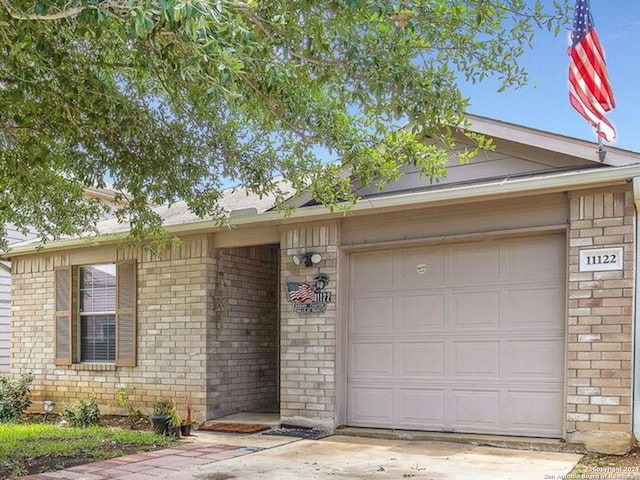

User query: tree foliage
[0,0,568,247]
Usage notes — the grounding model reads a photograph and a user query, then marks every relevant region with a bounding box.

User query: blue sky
[460,0,640,152]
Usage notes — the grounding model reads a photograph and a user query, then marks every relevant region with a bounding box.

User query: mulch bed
[262,427,329,440]
[198,423,272,434]
[21,413,152,430]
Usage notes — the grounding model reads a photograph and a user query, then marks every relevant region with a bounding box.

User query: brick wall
[279,221,339,431]
[206,245,279,418]
[10,236,209,422]
[567,186,635,454]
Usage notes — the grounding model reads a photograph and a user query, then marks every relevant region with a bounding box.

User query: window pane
[80,264,116,313]
[80,314,116,362]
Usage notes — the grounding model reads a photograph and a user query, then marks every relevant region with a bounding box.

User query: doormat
[262,427,329,440]
[198,423,272,434]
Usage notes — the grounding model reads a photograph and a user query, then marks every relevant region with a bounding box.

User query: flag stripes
[568,0,616,142]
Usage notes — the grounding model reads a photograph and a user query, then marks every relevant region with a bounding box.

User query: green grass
[0,423,174,478]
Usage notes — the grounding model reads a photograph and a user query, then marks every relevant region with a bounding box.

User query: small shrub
[167,408,182,428]
[0,373,33,422]
[152,398,175,417]
[63,397,100,427]
[117,385,146,427]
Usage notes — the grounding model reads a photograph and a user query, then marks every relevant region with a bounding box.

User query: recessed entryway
[207,244,280,419]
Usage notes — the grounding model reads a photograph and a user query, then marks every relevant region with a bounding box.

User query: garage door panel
[348,233,565,438]
[397,294,445,331]
[397,388,445,428]
[506,390,563,434]
[508,287,565,329]
[452,341,500,378]
[351,251,394,291]
[399,342,445,377]
[397,247,445,288]
[451,243,500,284]
[349,387,394,425]
[506,236,565,282]
[450,390,500,428]
[505,339,564,381]
[451,291,500,329]
[350,342,393,377]
[351,297,393,333]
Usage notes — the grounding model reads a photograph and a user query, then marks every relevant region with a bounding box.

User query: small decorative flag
[568,0,616,142]
[287,282,314,303]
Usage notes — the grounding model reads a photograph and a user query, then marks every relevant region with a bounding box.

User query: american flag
[568,0,616,142]
[288,282,314,303]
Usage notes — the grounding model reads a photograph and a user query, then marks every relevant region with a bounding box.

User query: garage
[347,233,566,437]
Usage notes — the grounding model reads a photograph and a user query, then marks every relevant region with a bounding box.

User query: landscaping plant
[62,396,100,427]
[0,373,33,423]
[117,385,146,428]
[150,398,175,435]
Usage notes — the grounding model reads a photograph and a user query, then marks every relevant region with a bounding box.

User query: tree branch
[0,0,84,20]
[236,1,342,67]
[235,72,311,141]
[0,0,133,21]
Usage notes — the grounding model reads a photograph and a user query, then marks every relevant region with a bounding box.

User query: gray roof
[94,185,288,235]
[7,184,289,250]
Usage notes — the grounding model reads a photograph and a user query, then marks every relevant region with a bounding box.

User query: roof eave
[6,164,640,258]
[465,114,640,167]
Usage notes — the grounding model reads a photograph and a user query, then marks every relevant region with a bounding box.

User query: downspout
[632,177,640,441]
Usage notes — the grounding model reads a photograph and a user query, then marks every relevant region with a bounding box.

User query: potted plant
[180,402,192,437]
[150,398,173,435]
[167,408,182,438]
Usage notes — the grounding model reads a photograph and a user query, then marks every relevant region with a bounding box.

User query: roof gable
[286,114,640,207]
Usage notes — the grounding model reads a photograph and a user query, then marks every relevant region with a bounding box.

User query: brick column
[567,186,635,454]
[280,221,339,431]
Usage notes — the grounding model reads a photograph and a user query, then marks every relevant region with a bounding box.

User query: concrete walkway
[20,433,582,480]
[165,436,583,480]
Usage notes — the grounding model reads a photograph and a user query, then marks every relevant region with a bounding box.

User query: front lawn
[0,423,174,478]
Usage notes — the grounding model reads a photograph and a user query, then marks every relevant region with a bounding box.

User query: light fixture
[291,252,323,267]
[42,400,55,422]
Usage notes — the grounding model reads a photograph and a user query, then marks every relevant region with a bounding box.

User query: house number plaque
[287,274,331,314]
[579,247,624,272]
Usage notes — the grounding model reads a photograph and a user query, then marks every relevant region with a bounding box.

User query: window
[54,261,136,367]
[79,264,116,363]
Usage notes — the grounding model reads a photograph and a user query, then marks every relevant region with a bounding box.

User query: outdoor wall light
[291,252,322,267]
[42,400,55,422]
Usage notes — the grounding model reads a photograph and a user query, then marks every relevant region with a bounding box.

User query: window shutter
[115,261,137,367]
[54,266,72,366]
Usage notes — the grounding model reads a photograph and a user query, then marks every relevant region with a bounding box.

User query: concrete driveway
[165,435,582,480]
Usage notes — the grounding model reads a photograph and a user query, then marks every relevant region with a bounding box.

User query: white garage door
[347,233,565,437]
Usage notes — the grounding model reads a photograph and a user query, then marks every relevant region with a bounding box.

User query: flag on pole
[568,0,616,142]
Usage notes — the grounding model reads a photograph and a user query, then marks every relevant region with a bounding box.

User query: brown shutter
[115,260,137,367]
[54,266,72,366]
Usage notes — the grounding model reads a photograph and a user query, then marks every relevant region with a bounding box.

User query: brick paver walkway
[21,441,258,479]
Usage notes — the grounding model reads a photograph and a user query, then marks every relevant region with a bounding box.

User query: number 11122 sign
[579,247,624,272]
